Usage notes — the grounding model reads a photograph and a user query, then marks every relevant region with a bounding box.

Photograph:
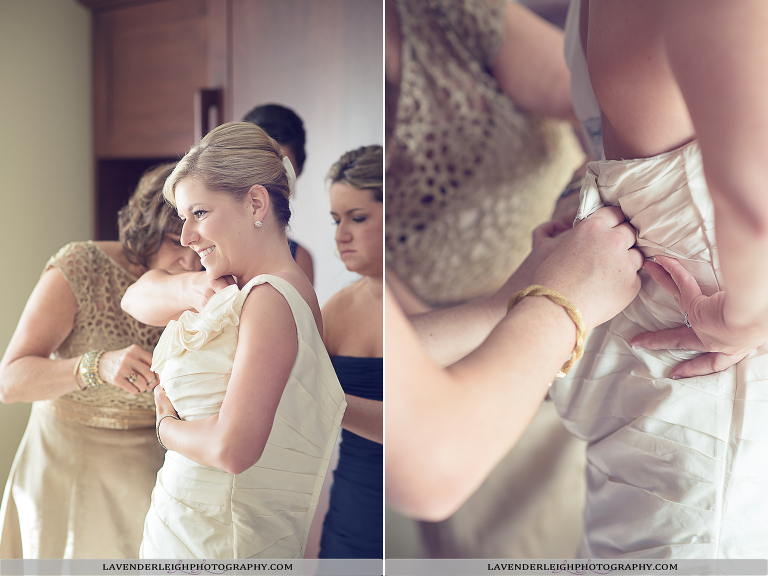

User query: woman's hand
[630,256,768,378]
[534,206,644,331]
[98,344,157,394]
[153,384,178,419]
[188,273,236,312]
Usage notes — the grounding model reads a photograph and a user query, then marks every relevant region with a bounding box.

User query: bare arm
[627,2,768,374]
[492,1,576,122]
[121,269,231,326]
[409,220,571,367]
[322,283,383,443]
[341,395,382,444]
[1,268,156,403]
[664,1,768,326]
[386,208,643,520]
[155,284,297,474]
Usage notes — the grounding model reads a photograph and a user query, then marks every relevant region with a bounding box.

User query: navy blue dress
[319,356,383,558]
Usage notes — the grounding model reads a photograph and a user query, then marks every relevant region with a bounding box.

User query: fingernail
[671,375,681,380]
[632,344,643,350]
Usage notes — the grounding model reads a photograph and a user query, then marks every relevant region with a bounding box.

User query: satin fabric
[551,140,768,558]
[319,357,383,558]
[139,275,346,559]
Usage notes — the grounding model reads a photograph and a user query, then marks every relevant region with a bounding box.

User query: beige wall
[0,0,92,488]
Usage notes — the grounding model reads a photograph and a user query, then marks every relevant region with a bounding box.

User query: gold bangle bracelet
[507,285,586,378]
[72,354,87,390]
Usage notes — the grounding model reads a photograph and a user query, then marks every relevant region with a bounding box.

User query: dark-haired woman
[318,146,383,559]
[0,163,200,558]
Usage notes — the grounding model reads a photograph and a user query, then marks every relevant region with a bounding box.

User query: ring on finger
[684,312,692,328]
[127,373,138,385]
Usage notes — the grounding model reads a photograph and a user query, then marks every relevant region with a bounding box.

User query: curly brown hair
[118,162,182,268]
[327,145,383,202]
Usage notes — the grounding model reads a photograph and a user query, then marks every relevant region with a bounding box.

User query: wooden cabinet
[79,0,227,238]
[89,0,226,158]
[78,0,382,245]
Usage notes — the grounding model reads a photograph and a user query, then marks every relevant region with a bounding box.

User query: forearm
[157,413,266,474]
[712,192,768,330]
[386,295,575,520]
[121,270,198,326]
[0,356,82,403]
[341,395,382,444]
[409,251,537,366]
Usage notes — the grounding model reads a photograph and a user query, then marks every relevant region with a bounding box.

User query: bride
[124,122,346,559]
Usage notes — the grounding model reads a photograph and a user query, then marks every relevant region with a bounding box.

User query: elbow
[384,453,469,521]
[120,289,138,318]
[386,472,466,522]
[0,369,18,404]
[215,441,264,475]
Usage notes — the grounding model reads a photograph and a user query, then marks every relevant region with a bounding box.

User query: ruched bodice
[140,275,346,559]
[551,140,768,558]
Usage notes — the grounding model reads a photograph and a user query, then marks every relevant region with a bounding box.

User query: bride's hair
[327,145,383,202]
[163,122,292,227]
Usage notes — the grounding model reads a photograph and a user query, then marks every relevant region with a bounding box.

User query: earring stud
[254,220,263,228]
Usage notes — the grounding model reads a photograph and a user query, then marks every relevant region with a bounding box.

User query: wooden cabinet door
[93,0,227,157]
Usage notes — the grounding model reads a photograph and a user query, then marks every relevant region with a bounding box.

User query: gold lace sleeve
[40,241,165,429]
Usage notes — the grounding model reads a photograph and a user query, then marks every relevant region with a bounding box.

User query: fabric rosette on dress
[140,275,346,559]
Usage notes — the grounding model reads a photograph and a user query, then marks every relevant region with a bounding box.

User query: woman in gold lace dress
[0,163,200,558]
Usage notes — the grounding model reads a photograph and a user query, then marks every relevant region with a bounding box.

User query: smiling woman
[122,122,347,560]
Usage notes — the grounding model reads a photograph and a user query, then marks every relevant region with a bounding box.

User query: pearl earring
[254,220,263,228]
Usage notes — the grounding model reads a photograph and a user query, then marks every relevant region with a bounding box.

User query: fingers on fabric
[671,351,748,379]
[631,326,703,351]
[643,260,682,305]
[115,345,155,394]
[585,206,626,228]
[655,256,703,310]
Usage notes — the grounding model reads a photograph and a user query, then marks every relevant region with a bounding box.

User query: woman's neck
[363,274,384,301]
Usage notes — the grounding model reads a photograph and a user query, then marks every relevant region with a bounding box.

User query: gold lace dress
[0,242,165,559]
[386,0,583,306]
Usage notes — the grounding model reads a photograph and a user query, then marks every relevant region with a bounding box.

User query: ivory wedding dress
[139,274,346,559]
[550,140,768,558]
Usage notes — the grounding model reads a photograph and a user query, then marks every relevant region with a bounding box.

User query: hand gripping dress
[0,242,165,558]
[550,140,768,558]
[139,275,347,559]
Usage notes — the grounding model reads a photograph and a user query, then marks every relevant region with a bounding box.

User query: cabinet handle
[195,88,224,142]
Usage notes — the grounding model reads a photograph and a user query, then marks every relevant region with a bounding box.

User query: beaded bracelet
[507,285,586,378]
[79,349,106,388]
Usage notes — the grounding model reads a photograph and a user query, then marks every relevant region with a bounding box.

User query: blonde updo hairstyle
[163,122,292,227]
[118,162,182,268]
[327,145,383,203]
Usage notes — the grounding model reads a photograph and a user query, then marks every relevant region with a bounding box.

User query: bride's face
[331,181,383,278]
[175,177,254,280]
